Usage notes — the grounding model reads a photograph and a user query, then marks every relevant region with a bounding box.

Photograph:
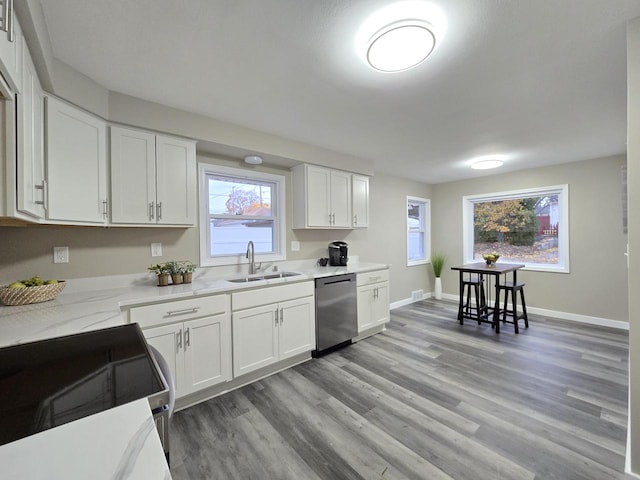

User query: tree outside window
[463,185,569,272]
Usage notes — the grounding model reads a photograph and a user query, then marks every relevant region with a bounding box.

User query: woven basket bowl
[0,281,66,306]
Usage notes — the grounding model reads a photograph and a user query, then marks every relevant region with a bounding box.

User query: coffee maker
[328,241,349,266]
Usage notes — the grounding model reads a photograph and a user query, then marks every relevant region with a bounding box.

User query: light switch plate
[151,243,163,257]
[53,246,69,264]
[291,241,300,252]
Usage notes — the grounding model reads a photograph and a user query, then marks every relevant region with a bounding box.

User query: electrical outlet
[53,246,69,264]
[151,243,163,257]
[291,241,300,252]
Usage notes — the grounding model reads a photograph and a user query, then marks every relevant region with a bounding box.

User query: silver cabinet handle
[177,329,182,351]
[157,201,162,221]
[166,307,200,317]
[354,214,358,226]
[35,180,47,210]
[280,307,284,325]
[2,0,13,41]
[7,0,13,42]
[184,327,190,351]
[275,308,279,326]
[102,199,108,219]
[149,201,155,221]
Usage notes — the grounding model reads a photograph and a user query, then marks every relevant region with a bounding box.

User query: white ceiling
[38,0,640,183]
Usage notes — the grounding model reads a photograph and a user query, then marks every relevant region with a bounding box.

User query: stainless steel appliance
[328,241,349,266]
[314,273,357,356]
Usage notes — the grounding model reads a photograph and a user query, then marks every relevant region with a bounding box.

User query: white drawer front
[129,294,230,328]
[357,269,389,287]
[232,281,314,311]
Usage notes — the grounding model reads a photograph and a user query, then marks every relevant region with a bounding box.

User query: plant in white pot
[431,253,446,300]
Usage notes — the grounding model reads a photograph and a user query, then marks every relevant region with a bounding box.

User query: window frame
[198,163,286,267]
[462,184,570,273]
[407,196,431,267]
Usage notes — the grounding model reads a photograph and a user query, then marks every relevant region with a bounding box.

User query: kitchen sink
[226,272,301,283]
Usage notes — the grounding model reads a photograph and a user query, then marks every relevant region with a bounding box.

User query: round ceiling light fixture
[244,154,263,165]
[366,20,436,72]
[470,155,506,170]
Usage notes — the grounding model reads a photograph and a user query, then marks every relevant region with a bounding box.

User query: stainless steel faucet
[246,241,256,274]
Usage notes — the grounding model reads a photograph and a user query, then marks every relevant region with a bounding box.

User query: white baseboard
[391,292,629,330]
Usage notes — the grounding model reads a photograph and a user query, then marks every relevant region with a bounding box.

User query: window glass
[407,196,430,266]
[199,165,285,266]
[463,185,569,272]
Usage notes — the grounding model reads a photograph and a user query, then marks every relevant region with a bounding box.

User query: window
[407,196,431,266]
[199,164,286,266]
[463,185,569,273]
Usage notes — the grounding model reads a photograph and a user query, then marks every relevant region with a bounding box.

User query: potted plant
[180,261,196,284]
[166,261,183,285]
[148,263,170,287]
[431,253,446,300]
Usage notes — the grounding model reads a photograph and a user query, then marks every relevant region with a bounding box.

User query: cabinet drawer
[129,294,229,328]
[357,269,389,287]
[232,281,314,311]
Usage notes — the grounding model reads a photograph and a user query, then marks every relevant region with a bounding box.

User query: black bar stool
[498,281,529,333]
[460,274,487,324]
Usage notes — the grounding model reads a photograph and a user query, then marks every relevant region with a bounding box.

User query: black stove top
[0,323,167,446]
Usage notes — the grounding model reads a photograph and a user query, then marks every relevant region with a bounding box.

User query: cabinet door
[16,41,44,218]
[352,174,369,228]
[278,296,315,360]
[143,323,184,397]
[232,304,278,377]
[182,314,231,396]
[46,96,108,224]
[110,126,156,224]
[155,135,196,225]
[305,165,331,227]
[371,283,390,327]
[330,169,352,227]
[357,285,374,332]
[0,9,22,93]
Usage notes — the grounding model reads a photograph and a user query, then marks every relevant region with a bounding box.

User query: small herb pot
[171,273,183,285]
[183,273,193,284]
[157,274,170,287]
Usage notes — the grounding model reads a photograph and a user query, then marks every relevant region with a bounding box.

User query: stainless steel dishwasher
[314,273,357,356]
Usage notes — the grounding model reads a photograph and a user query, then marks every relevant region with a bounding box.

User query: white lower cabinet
[129,295,231,399]
[232,282,315,377]
[357,270,390,332]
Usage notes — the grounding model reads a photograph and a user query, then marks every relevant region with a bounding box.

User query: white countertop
[0,261,389,348]
[0,398,171,480]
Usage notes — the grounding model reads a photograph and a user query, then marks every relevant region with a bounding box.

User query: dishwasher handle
[315,273,356,288]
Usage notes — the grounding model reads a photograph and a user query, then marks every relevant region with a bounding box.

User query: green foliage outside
[474,198,539,247]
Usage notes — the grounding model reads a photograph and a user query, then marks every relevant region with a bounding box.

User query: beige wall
[433,155,628,322]
[0,154,432,304]
[627,16,640,475]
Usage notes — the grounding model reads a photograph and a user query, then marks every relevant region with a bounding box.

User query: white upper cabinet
[293,164,363,229]
[155,135,196,225]
[45,96,108,224]
[110,125,196,226]
[0,4,22,93]
[16,39,44,219]
[352,174,369,228]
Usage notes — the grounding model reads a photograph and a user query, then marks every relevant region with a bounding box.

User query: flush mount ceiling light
[470,156,506,170]
[367,20,436,72]
[356,2,446,74]
[244,155,263,165]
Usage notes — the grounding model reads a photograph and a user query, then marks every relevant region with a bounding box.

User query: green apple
[45,279,59,285]
[8,282,26,289]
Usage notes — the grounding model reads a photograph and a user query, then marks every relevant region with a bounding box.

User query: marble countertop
[0,261,389,348]
[0,398,171,480]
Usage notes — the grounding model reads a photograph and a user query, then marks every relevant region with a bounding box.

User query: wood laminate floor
[170,299,630,480]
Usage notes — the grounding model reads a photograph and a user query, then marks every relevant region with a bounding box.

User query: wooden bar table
[451,262,525,333]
